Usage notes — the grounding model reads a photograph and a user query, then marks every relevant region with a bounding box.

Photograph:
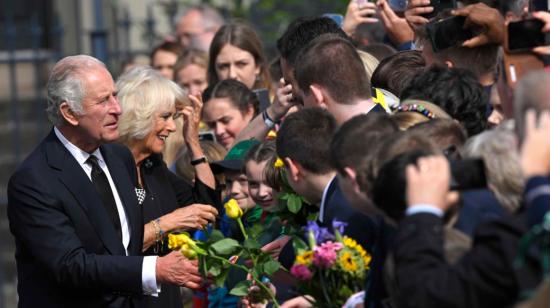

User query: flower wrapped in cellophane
[290,220,372,307]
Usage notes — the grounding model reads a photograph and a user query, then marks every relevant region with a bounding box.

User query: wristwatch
[262,110,276,128]
[190,156,208,166]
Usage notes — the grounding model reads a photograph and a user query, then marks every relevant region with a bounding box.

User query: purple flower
[313,241,344,268]
[332,220,348,235]
[304,221,334,244]
[290,264,313,280]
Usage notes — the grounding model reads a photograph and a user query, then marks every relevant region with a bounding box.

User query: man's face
[176,10,215,51]
[74,66,121,150]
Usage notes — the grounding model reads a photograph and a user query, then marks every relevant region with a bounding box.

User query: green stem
[207,254,280,307]
[237,218,248,240]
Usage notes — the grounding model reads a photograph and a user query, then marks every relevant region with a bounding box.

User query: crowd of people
[7,0,550,307]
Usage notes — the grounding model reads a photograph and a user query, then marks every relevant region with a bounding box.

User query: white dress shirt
[54,127,159,296]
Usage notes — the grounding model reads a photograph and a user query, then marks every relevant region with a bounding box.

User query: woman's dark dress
[137,154,221,308]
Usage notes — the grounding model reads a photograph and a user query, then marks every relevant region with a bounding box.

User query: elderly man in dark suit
[7,55,201,308]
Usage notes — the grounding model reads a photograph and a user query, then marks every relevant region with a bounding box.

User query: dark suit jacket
[392,212,541,308]
[7,130,146,308]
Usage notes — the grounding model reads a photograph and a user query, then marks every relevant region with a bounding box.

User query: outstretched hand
[532,11,550,55]
[182,93,203,145]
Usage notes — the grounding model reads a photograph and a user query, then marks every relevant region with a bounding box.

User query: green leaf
[292,236,310,254]
[279,192,290,200]
[287,194,303,213]
[263,260,281,275]
[307,211,319,221]
[243,237,261,250]
[248,223,263,239]
[229,280,252,296]
[214,269,229,288]
[207,229,225,243]
[208,262,222,276]
[210,238,241,255]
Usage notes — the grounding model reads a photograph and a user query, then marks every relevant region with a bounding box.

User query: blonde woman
[116,66,220,308]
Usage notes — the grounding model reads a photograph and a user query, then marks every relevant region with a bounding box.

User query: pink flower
[313,241,343,268]
[290,264,313,280]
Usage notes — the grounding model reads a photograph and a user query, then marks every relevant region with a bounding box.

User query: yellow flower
[343,237,357,249]
[296,250,314,265]
[180,244,198,259]
[267,130,277,139]
[339,251,358,273]
[274,158,284,169]
[168,233,190,250]
[224,198,243,219]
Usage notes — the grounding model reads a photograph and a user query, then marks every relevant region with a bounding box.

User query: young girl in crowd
[208,22,272,92]
[201,79,259,150]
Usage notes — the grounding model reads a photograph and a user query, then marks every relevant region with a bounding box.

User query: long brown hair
[208,21,271,91]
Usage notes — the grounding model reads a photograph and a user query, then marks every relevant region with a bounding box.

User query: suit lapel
[45,131,125,255]
[101,145,142,255]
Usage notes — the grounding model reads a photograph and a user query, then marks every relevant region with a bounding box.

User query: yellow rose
[274,158,284,169]
[224,198,243,219]
[168,233,190,250]
[180,244,198,260]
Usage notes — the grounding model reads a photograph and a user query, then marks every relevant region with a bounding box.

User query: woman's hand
[342,0,379,39]
[182,93,203,147]
[160,204,218,231]
[268,78,298,122]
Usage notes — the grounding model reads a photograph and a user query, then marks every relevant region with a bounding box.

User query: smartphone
[449,158,487,191]
[389,0,408,12]
[253,88,271,113]
[199,131,216,142]
[507,19,546,53]
[424,0,457,19]
[426,16,474,52]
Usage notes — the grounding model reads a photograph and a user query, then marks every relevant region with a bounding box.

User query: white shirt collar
[54,127,105,166]
[319,175,336,223]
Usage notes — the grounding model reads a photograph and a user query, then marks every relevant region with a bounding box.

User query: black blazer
[392,212,541,308]
[7,130,146,308]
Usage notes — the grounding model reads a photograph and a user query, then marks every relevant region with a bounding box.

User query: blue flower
[332,220,348,235]
[304,221,334,244]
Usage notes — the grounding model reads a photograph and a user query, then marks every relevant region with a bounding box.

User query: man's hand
[521,110,550,177]
[342,0,379,38]
[378,0,414,46]
[156,251,202,289]
[532,11,550,55]
[451,3,505,47]
[405,0,433,27]
[161,204,218,231]
[406,155,451,211]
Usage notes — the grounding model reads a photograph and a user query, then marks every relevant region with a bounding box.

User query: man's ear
[59,102,79,126]
[309,84,326,108]
[444,60,454,69]
[284,157,301,182]
[344,167,364,195]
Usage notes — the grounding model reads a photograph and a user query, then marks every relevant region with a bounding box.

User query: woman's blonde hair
[391,99,451,130]
[117,66,187,144]
[357,50,380,80]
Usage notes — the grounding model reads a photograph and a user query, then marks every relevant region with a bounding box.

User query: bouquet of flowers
[290,221,372,307]
[168,199,281,306]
